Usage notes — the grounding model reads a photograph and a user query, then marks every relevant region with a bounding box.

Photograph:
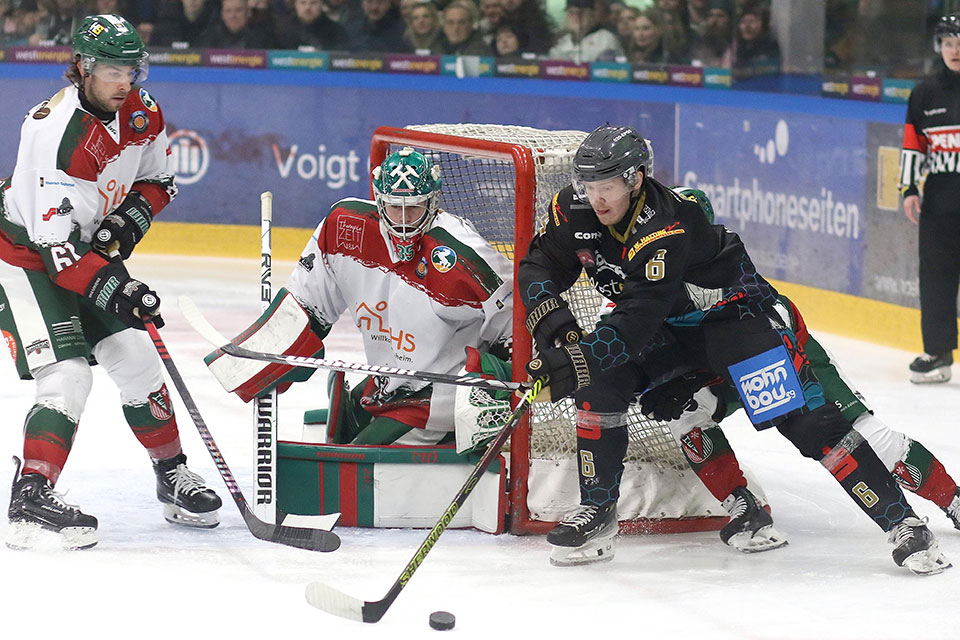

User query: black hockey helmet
[935,14,960,52]
[572,125,651,199]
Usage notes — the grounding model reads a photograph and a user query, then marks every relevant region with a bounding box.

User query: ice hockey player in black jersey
[519,124,950,575]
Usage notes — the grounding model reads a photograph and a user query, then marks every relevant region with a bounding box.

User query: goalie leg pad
[204,289,324,402]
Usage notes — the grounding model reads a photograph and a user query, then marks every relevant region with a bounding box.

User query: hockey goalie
[204,147,514,454]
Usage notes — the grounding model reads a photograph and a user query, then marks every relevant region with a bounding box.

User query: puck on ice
[429,611,456,630]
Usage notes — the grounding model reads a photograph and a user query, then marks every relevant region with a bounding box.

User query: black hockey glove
[639,371,719,422]
[525,297,583,348]
[525,342,593,402]
[84,261,164,330]
[92,191,153,260]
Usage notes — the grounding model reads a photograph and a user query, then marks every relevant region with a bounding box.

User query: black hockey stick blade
[304,379,545,622]
[145,320,341,552]
[179,296,526,392]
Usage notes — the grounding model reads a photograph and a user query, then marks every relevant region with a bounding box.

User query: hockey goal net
[370,125,731,535]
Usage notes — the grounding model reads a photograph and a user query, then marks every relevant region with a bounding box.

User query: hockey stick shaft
[304,378,545,622]
[253,191,278,524]
[145,320,341,552]
[180,295,526,392]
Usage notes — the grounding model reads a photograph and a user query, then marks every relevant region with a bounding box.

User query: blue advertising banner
[0,70,676,230]
[676,105,866,295]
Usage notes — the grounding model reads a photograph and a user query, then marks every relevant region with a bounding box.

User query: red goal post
[370,125,738,535]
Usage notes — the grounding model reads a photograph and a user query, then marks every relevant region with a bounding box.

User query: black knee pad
[775,405,850,460]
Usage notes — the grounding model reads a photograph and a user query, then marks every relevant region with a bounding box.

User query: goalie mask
[935,14,960,53]
[572,125,651,202]
[73,14,149,84]
[372,147,442,262]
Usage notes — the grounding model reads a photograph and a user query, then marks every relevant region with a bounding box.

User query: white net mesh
[392,124,714,524]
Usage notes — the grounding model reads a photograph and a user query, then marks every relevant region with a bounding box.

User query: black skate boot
[547,502,618,566]
[945,489,960,530]
[888,515,951,575]
[720,486,788,553]
[909,352,952,384]
[153,453,222,528]
[6,456,98,550]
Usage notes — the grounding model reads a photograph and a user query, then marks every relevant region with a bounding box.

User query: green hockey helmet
[74,14,149,83]
[572,124,651,201]
[372,147,442,262]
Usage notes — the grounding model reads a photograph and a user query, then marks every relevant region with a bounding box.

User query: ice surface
[2,255,958,639]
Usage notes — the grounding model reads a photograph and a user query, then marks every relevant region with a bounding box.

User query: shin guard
[679,425,748,502]
[894,441,959,509]
[575,413,627,507]
[122,383,182,461]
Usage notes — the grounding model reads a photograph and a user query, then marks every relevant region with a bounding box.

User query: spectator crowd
[0,0,780,70]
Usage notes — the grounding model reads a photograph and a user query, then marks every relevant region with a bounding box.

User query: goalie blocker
[204,288,324,402]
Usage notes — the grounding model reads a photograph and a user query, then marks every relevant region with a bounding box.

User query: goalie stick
[303,377,546,622]
[180,295,527,392]
[144,320,342,552]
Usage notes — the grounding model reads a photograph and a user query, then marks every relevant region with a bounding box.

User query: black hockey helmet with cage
[935,14,960,52]
[572,125,651,195]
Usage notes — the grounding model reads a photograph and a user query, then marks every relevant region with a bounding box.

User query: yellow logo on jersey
[627,222,685,261]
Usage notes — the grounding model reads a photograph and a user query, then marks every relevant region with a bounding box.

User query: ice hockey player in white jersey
[0,14,221,550]
[207,147,514,448]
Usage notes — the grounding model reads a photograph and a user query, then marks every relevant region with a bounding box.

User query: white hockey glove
[454,347,513,454]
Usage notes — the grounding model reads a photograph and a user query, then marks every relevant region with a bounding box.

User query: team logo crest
[139,88,158,112]
[430,246,456,273]
[149,385,173,421]
[681,427,713,464]
[415,257,428,279]
[129,110,149,134]
[893,461,922,491]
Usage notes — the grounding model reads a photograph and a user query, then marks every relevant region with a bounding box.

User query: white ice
[2,254,959,639]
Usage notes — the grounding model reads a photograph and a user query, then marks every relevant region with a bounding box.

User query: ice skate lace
[561,506,599,528]
[166,465,208,498]
[888,516,928,546]
[37,483,81,514]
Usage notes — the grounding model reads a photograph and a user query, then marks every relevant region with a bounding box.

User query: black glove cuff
[84,261,130,311]
[116,191,153,240]
[561,343,592,390]
[526,297,582,347]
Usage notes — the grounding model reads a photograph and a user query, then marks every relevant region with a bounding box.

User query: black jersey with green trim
[519,177,780,357]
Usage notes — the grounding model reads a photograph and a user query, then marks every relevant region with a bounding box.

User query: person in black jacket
[900,14,960,384]
[519,124,949,575]
[274,0,347,50]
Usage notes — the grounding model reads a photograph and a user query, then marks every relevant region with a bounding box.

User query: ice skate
[909,352,952,384]
[720,487,788,553]
[154,453,222,528]
[547,503,618,566]
[945,489,960,530]
[888,516,951,575]
[6,456,98,551]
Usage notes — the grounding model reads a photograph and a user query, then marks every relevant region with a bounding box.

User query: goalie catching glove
[92,191,153,260]
[204,288,326,402]
[454,347,513,454]
[84,261,163,329]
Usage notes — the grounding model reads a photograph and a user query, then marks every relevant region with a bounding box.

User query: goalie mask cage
[370,125,729,536]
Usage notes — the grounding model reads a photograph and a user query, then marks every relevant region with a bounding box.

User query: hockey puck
[429,611,456,630]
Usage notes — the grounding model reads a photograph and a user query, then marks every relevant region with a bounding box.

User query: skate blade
[910,368,951,384]
[726,525,789,554]
[902,545,952,576]
[163,503,220,529]
[549,537,616,567]
[5,521,97,551]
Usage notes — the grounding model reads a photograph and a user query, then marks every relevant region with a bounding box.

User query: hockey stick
[253,190,279,525]
[144,319,342,552]
[180,295,527,393]
[303,377,545,622]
